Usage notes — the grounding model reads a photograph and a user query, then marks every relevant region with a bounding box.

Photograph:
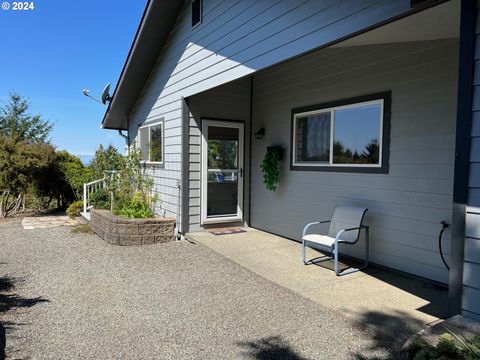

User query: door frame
[201,119,244,225]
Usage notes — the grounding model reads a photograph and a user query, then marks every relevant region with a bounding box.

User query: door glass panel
[208,127,239,169]
[207,126,239,217]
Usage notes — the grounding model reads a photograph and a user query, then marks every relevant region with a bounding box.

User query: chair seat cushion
[302,234,335,248]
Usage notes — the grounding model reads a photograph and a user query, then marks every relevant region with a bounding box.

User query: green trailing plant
[66,200,83,218]
[260,149,281,192]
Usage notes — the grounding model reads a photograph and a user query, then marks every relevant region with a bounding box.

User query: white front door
[201,120,244,224]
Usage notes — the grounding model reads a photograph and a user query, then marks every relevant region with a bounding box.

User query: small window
[191,0,202,27]
[138,121,164,164]
[410,0,429,7]
[292,93,390,173]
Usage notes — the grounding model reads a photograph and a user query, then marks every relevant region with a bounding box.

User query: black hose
[439,220,450,270]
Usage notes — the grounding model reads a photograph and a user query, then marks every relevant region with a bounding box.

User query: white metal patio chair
[302,206,369,276]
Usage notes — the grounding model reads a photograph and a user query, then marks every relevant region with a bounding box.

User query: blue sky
[0,0,147,160]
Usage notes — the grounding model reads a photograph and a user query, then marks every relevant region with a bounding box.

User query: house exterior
[101,0,480,320]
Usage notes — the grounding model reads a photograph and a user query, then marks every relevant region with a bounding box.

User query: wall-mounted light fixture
[254,128,265,140]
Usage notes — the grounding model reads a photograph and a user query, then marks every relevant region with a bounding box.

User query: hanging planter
[260,146,283,192]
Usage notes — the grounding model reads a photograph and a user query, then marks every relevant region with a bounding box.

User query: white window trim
[138,120,164,165]
[292,99,384,168]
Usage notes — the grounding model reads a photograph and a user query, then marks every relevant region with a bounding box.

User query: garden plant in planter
[111,148,157,218]
[260,146,283,192]
[89,149,176,245]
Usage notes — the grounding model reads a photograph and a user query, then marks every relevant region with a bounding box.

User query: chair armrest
[302,220,331,237]
[343,225,369,232]
[334,225,369,244]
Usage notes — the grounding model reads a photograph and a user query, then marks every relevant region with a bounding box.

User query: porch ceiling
[332,0,460,48]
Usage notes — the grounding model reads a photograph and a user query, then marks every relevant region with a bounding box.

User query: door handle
[240,168,243,178]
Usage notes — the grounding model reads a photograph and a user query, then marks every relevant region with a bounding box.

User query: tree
[28,146,72,210]
[0,137,59,217]
[362,139,380,164]
[0,93,60,216]
[0,92,52,143]
[333,139,379,165]
[89,144,124,179]
[57,151,93,200]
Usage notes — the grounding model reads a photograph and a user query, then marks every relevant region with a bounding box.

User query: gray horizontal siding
[462,286,480,315]
[463,3,480,318]
[465,237,480,262]
[135,0,412,117]
[128,112,182,220]
[250,39,458,283]
[127,0,412,227]
[463,262,480,289]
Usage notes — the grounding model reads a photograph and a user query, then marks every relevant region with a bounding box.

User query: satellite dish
[101,83,112,104]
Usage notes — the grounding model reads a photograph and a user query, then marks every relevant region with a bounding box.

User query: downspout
[179,97,190,239]
[118,130,129,148]
[118,114,130,153]
[248,76,253,226]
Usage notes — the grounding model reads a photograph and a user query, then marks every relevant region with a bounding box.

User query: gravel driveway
[0,220,388,359]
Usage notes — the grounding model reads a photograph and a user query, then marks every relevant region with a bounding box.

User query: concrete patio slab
[187,228,448,349]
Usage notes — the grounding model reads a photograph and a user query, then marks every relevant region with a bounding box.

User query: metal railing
[82,178,106,220]
[81,171,118,220]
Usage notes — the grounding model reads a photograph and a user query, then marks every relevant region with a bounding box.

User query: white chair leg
[334,243,339,275]
[364,227,369,268]
[336,228,370,276]
[302,239,307,264]
[303,241,332,265]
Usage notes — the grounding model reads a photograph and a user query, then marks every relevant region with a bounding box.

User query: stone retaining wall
[90,209,176,246]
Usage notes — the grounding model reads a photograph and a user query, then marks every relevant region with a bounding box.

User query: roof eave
[102,0,184,130]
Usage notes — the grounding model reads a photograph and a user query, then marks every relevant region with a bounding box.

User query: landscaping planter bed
[90,209,176,246]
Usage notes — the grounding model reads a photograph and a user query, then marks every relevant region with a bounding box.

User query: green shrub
[57,150,93,200]
[66,200,83,218]
[436,334,460,358]
[408,332,480,360]
[90,188,110,210]
[113,192,154,219]
[459,335,480,359]
[111,149,158,219]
